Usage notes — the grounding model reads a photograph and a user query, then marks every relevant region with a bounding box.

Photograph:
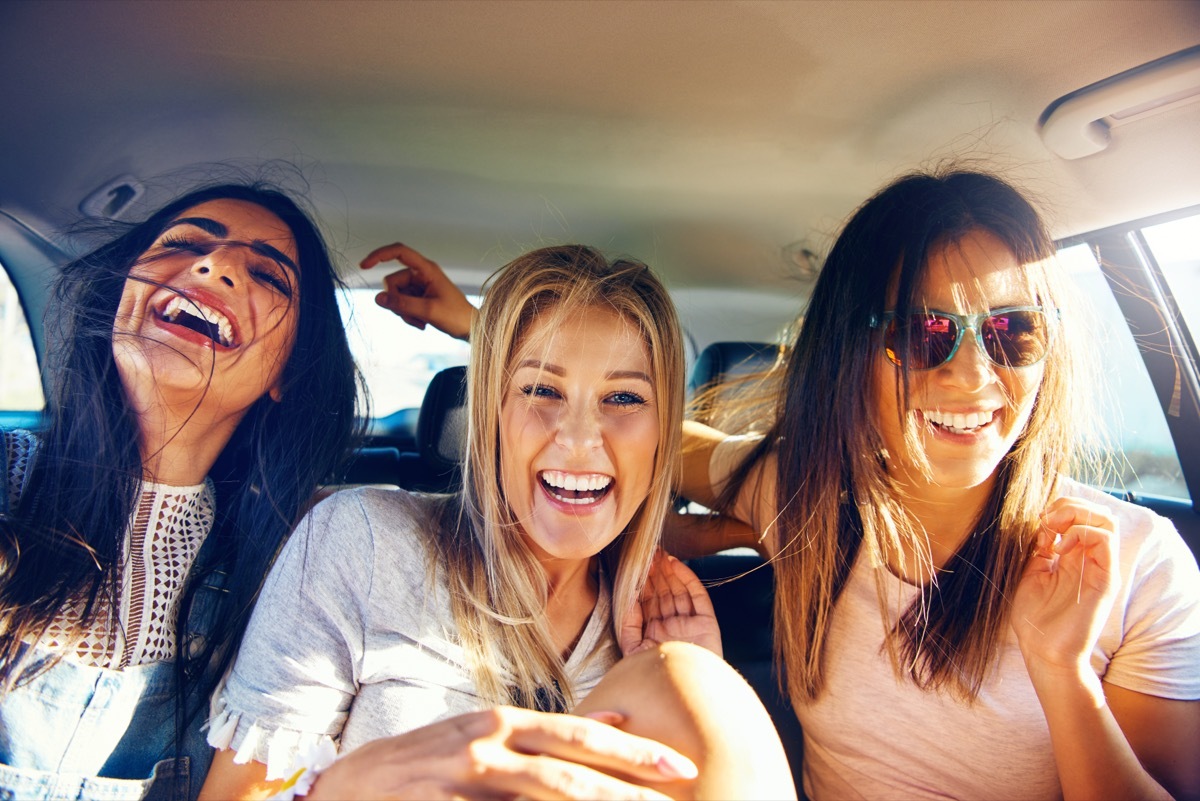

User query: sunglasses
[871,306,1056,370]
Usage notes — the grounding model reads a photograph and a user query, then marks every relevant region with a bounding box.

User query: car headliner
[1,0,1198,301]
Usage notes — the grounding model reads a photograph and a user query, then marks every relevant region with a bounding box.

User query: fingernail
[656,752,698,780]
[583,710,625,725]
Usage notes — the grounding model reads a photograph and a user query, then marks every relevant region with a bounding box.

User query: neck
[890,473,996,574]
[541,555,596,600]
[137,403,246,486]
[540,555,600,657]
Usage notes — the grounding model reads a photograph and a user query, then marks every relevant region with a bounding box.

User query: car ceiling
[2,0,1199,299]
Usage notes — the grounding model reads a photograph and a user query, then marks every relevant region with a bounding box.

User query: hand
[619,550,723,658]
[306,706,696,801]
[360,242,476,340]
[1011,496,1120,680]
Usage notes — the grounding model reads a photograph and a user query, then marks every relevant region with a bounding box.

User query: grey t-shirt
[208,487,618,779]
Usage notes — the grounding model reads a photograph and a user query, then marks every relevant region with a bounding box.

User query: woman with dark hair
[675,169,1200,799]
[0,183,361,800]
[200,243,795,801]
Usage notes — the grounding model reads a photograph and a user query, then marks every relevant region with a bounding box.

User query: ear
[269,385,284,403]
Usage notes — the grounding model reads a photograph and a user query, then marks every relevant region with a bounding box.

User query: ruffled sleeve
[206,489,381,779]
[206,689,339,779]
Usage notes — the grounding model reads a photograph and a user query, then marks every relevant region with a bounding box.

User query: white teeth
[557,495,599,506]
[924,409,995,433]
[161,295,235,347]
[540,470,613,492]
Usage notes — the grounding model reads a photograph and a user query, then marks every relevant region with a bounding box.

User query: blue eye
[606,391,646,406]
[521,384,561,399]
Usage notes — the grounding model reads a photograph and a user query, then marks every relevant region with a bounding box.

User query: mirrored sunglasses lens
[982,310,1050,366]
[886,314,957,369]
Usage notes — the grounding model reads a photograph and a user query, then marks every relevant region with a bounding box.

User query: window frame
[1058,204,1200,543]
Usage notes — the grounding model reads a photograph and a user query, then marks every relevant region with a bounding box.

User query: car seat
[688,341,782,430]
[414,364,468,493]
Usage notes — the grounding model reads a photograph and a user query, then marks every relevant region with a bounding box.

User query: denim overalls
[1,434,221,801]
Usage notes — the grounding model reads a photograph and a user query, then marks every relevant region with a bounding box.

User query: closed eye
[158,234,210,255]
[252,267,294,298]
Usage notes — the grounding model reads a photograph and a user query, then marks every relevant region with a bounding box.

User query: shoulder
[1058,481,1200,698]
[1056,479,1194,567]
[710,433,781,553]
[2,428,40,510]
[296,486,444,569]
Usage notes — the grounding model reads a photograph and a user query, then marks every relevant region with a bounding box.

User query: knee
[603,641,760,720]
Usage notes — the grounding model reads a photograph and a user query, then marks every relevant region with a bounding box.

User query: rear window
[339,287,473,417]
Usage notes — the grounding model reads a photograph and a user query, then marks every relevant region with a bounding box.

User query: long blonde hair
[718,169,1092,703]
[433,245,684,709]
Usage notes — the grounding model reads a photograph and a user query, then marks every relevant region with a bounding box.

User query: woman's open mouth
[538,470,614,506]
[156,294,239,348]
[921,409,998,436]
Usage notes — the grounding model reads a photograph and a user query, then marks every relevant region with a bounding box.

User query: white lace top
[4,429,215,669]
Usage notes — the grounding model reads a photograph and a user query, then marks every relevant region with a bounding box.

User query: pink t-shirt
[712,437,1200,800]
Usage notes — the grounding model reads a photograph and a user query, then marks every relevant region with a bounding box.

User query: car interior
[1,1,1198,790]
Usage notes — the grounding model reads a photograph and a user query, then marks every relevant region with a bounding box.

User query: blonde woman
[200,245,794,800]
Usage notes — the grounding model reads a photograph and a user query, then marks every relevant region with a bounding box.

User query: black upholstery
[415,365,469,492]
[688,341,781,427]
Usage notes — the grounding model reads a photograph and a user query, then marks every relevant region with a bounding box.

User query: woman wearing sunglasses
[675,169,1200,800]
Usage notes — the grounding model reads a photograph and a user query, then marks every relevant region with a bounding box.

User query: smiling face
[873,229,1046,499]
[499,304,660,564]
[112,198,301,418]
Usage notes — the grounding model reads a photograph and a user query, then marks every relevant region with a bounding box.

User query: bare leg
[575,641,797,801]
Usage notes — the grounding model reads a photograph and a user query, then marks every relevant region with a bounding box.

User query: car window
[339,287,474,417]
[0,262,44,412]
[1141,212,1200,341]
[1059,243,1188,501]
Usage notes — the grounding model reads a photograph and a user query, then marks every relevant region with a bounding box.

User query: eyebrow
[163,216,299,274]
[515,359,652,384]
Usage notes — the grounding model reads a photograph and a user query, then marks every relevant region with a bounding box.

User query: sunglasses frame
[870,305,1058,370]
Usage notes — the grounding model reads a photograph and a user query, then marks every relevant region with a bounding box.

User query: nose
[940,326,993,390]
[555,401,603,454]
[191,244,241,288]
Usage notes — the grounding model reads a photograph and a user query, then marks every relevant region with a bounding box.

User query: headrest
[417,365,468,481]
[689,341,780,394]
[688,341,781,428]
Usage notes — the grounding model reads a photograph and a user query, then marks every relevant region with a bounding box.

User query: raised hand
[619,550,722,658]
[1010,495,1120,679]
[305,706,696,801]
[360,242,476,340]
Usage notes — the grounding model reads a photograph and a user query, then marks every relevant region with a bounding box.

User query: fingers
[499,708,696,790]
[1039,496,1118,570]
[359,241,441,272]
[644,550,694,621]
[1040,496,1117,538]
[668,554,718,619]
[617,590,647,656]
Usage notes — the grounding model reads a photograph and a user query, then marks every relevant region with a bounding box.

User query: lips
[539,470,613,506]
[155,293,239,348]
[922,408,998,435]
